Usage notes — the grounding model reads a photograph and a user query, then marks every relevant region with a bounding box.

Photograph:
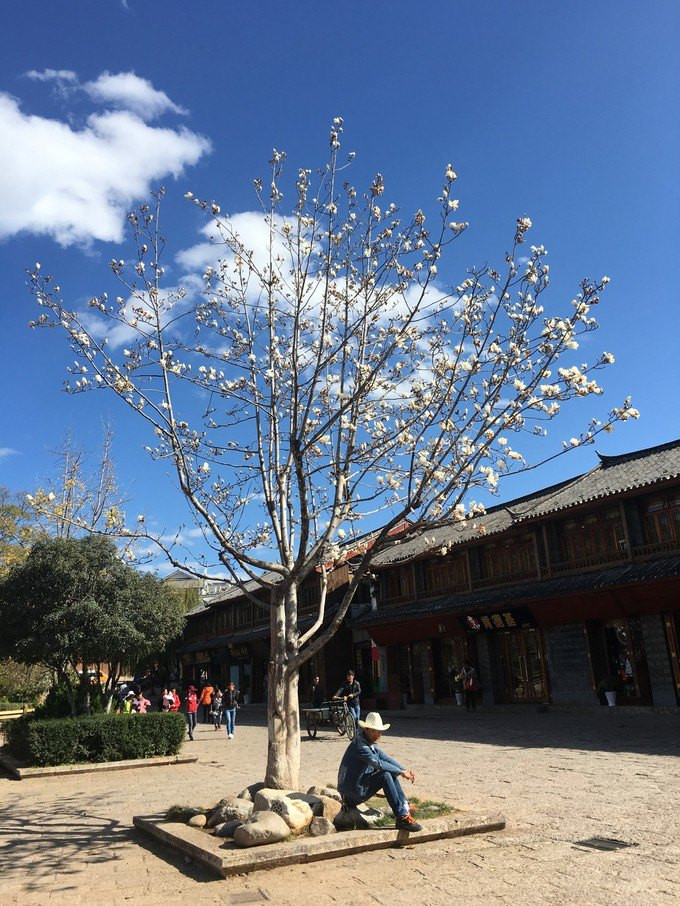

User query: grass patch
[366,795,454,827]
[166,804,208,823]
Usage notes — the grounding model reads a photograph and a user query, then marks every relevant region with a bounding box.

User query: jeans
[347,700,360,726]
[186,711,197,738]
[224,707,236,736]
[346,770,408,819]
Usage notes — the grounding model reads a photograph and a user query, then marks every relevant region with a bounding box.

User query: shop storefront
[353,612,478,708]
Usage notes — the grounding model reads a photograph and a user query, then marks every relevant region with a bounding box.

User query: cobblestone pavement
[1,707,679,906]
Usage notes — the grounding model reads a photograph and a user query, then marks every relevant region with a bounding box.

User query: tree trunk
[81,679,91,715]
[265,589,301,789]
[60,671,77,717]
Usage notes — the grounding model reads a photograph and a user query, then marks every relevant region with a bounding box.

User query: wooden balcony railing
[421,583,470,599]
[632,537,680,559]
[551,547,628,574]
[471,568,540,589]
[381,592,416,606]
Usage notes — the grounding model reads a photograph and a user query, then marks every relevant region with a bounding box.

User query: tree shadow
[0,792,218,894]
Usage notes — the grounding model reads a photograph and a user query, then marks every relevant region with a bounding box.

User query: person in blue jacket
[337,712,422,832]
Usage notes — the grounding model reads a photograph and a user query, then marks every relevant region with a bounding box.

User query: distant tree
[0,659,52,705]
[0,486,41,576]
[27,422,130,542]
[0,536,185,714]
[28,121,637,785]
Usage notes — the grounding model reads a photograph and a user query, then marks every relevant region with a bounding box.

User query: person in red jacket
[169,688,181,712]
[184,686,199,740]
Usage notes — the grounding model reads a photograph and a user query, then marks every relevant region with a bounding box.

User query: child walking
[211,687,223,731]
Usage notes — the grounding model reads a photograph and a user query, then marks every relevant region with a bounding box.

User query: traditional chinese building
[353,439,680,710]
[178,525,410,702]
[179,568,358,703]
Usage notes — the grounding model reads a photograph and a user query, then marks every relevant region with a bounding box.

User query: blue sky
[1,1,678,573]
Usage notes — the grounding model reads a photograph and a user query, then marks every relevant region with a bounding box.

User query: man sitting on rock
[337,712,422,832]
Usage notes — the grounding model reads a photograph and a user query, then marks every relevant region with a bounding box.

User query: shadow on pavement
[381,708,680,757]
[192,701,680,757]
[0,792,219,892]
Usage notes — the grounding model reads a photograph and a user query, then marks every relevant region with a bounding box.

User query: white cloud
[0,92,211,246]
[0,447,19,462]
[83,72,187,120]
[176,211,291,272]
[26,69,186,121]
[26,68,78,84]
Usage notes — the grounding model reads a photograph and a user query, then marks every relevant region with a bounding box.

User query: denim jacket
[337,729,404,801]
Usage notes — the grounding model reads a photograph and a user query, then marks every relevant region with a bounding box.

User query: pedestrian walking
[184,685,199,740]
[211,687,223,730]
[461,662,479,711]
[161,688,175,712]
[223,681,239,739]
[333,669,361,726]
[169,687,181,712]
[198,682,215,723]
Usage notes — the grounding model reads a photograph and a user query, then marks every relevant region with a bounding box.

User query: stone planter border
[0,748,197,779]
[134,810,505,877]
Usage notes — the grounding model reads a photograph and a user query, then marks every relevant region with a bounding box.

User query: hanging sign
[459,606,536,632]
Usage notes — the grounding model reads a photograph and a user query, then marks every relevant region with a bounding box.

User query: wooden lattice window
[480,537,537,580]
[642,494,680,544]
[234,603,251,628]
[560,509,625,562]
[423,555,468,594]
[384,568,414,600]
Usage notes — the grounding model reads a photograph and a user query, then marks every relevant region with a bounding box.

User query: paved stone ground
[1,707,679,905]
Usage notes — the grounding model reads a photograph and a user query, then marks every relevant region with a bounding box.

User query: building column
[640,613,678,706]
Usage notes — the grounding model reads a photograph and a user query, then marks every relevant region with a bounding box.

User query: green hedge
[5,712,186,766]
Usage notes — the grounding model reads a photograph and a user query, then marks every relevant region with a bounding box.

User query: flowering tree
[28,120,637,787]
[26,423,128,540]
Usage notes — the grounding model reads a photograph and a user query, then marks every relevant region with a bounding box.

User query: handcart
[303,699,356,740]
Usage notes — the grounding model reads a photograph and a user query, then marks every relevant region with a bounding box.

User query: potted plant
[597,676,622,707]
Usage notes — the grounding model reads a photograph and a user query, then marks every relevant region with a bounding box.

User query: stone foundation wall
[543,623,596,706]
[475,634,496,704]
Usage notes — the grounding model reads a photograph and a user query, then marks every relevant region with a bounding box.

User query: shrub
[0,700,28,711]
[33,681,75,719]
[5,712,186,766]
[34,679,107,719]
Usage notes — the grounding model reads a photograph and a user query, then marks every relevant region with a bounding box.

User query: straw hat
[358,712,391,731]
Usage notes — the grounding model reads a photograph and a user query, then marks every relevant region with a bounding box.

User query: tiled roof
[181,624,271,653]
[355,554,680,627]
[180,605,342,653]
[205,570,283,605]
[371,438,680,567]
[185,600,211,618]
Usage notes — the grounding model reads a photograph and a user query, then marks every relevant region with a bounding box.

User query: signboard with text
[458,606,536,633]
